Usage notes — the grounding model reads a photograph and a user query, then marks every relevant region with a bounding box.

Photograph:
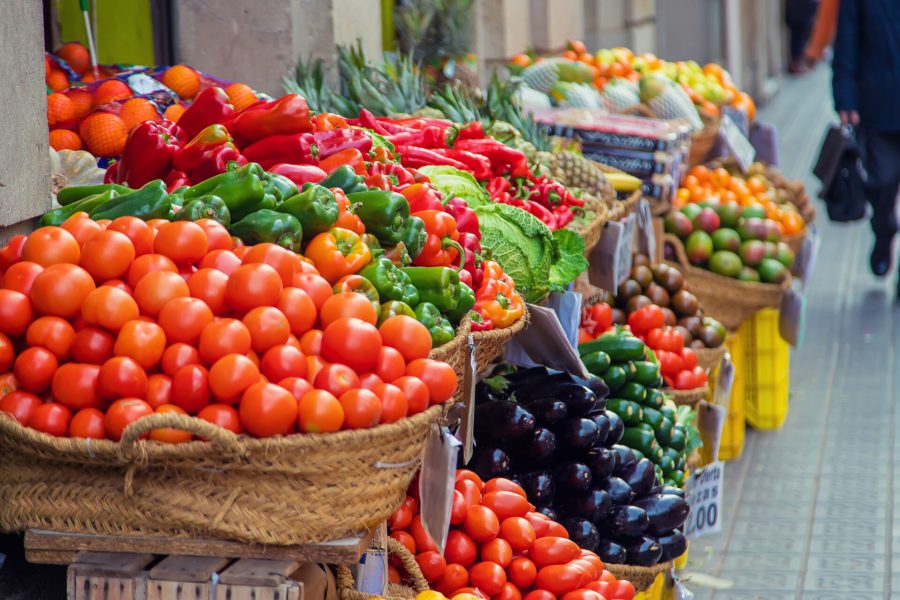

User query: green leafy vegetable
[417,166,490,207]
[549,229,589,290]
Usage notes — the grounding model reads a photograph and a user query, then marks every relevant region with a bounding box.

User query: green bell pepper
[363,234,384,260]
[447,281,476,322]
[401,266,462,315]
[320,164,367,194]
[57,183,131,206]
[90,180,171,221]
[174,194,231,226]
[212,173,275,222]
[347,190,410,246]
[229,209,303,251]
[377,300,416,325]
[415,302,455,347]
[359,257,420,306]
[261,171,299,203]
[40,189,120,226]
[277,184,339,238]
[400,215,427,260]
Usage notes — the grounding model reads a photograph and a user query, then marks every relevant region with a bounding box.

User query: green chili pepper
[447,281,476,322]
[401,266,461,314]
[57,183,131,206]
[261,171,299,203]
[400,215,427,259]
[174,194,231,226]
[277,184,339,238]
[347,190,410,246]
[415,302,455,347]
[320,165,367,194]
[378,300,416,325]
[40,189,120,226]
[229,208,303,251]
[90,179,171,221]
[359,257,420,306]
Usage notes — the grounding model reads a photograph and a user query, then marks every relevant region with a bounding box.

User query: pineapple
[522,57,594,94]
[555,151,613,198]
[600,79,641,112]
[551,82,602,109]
[639,74,703,130]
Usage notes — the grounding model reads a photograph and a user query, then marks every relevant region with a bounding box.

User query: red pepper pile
[486,176,583,230]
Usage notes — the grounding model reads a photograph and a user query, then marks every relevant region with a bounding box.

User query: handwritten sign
[684,461,724,539]
[720,114,756,173]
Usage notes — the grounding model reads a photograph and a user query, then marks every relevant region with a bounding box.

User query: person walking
[785,0,820,74]
[805,0,839,65]
[833,0,900,281]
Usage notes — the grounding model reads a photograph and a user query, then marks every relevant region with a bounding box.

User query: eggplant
[554,462,593,492]
[633,494,691,536]
[520,427,558,465]
[518,382,598,417]
[658,529,688,561]
[557,418,600,453]
[476,380,509,404]
[524,398,568,428]
[520,471,555,505]
[536,505,559,521]
[662,485,686,499]
[569,374,609,404]
[504,366,551,388]
[584,447,616,481]
[598,476,634,505]
[471,445,511,480]
[561,518,600,551]
[475,399,535,442]
[604,505,649,537]
[618,535,663,566]
[555,488,612,522]
[611,445,638,473]
[618,459,657,497]
[587,412,610,447]
[596,539,627,564]
[606,411,625,446]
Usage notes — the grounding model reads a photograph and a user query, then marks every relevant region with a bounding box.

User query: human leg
[861,130,900,276]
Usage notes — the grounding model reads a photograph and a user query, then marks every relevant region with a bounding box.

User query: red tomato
[464,505,500,543]
[197,403,243,434]
[416,551,447,583]
[481,538,513,567]
[198,318,252,364]
[194,219,232,252]
[225,263,283,313]
[577,551,604,576]
[126,254,176,290]
[314,363,360,398]
[456,470,484,488]
[499,516,536,552]
[372,382,407,424]
[104,397,153,441]
[338,388,382,429]
[523,590,557,600]
[300,329,322,356]
[243,306,291,353]
[535,565,582,597]
[0,235,26,271]
[69,407,106,439]
[374,346,405,383]
[278,287,316,337]
[26,316,76,360]
[30,263,96,319]
[14,347,58,393]
[409,515,438,553]
[656,349,684,378]
[114,320,166,369]
[393,376,429,415]
[378,316,431,362]
[145,373,173,409]
[585,581,612,598]
[22,227,80,266]
[544,522,569,539]
[154,221,208,264]
[171,364,211,414]
[673,368,701,390]
[98,356,148,399]
[81,286,140,333]
[359,372,382,390]
[508,557,537,590]
[627,305,665,336]
[450,489,469,524]
[525,512,551,538]
[406,358,457,404]
[435,564,469,596]
[530,538,580,568]
[321,317,382,373]
[611,580,634,600]
[187,268,229,315]
[149,403,193,444]
[239,382,298,437]
[481,491,531,520]
[160,343,200,377]
[261,345,307,382]
[30,402,72,436]
[455,478,481,510]
[589,303,613,334]
[444,530,478,567]
[646,327,684,354]
[292,272,333,311]
[71,327,115,364]
[157,296,214,345]
[469,561,506,596]
[199,249,242,275]
[483,478,527,498]
[107,217,154,256]
[61,214,102,247]
[569,559,599,583]
[0,391,41,426]
[278,376,313,400]
[80,230,135,282]
[681,347,698,370]
[390,531,416,555]
[133,270,189,317]
[319,291,377,327]
[495,582,523,600]
[0,289,34,336]
[297,389,344,433]
[561,591,604,600]
[2,261,43,295]
[388,503,413,530]
[209,354,260,403]
[242,243,299,286]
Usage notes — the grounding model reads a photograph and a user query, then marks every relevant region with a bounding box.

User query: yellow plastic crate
[633,572,665,600]
[742,308,790,430]
[674,543,689,570]
[717,330,745,461]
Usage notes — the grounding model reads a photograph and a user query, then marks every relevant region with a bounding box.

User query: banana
[604,172,643,193]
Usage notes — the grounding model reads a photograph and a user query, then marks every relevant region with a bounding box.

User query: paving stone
[714,590,797,600]
[803,570,884,593]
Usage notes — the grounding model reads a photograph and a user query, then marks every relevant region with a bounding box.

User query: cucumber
[582,350,611,376]
[621,361,638,382]
[645,389,666,410]
[670,470,686,487]
[619,382,647,403]
[659,403,676,423]
[632,361,661,387]
[656,417,674,446]
[607,399,643,425]
[669,427,686,451]
[631,448,645,460]
[662,447,680,465]
[659,455,675,473]
[620,426,657,456]
[601,366,627,394]
[641,407,664,430]
[579,334,646,362]
[651,444,664,464]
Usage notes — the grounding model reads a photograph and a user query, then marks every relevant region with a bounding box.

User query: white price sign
[684,461,724,539]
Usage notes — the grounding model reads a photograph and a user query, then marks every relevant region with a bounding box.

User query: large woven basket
[665,384,709,409]
[430,318,471,390]
[694,344,726,372]
[664,234,788,331]
[473,308,529,377]
[606,561,674,592]
[568,196,610,256]
[0,405,444,546]
[337,538,428,600]
[688,117,721,167]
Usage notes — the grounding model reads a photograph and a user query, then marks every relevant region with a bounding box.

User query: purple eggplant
[633,494,690,536]
[471,445,511,480]
[604,505,649,537]
[557,417,600,453]
[520,426,558,464]
[536,505,559,521]
[606,412,625,446]
[554,462,593,492]
[524,398,568,428]
[599,476,634,505]
[475,399,535,442]
[584,447,616,481]
[611,445,638,474]
[520,470,555,505]
[561,517,600,551]
[596,539,627,564]
[658,529,688,561]
[587,412,611,446]
[555,488,612,522]
[618,458,657,497]
[618,535,663,566]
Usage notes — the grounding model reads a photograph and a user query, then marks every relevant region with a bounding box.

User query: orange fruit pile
[93,80,133,107]
[49,129,83,151]
[79,113,128,157]
[47,93,74,127]
[162,65,201,100]
[225,83,259,111]
[119,98,161,130]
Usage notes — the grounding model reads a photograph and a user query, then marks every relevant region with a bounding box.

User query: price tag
[635,198,656,259]
[457,335,477,464]
[684,461,724,539]
[419,424,460,553]
[697,401,726,464]
[793,226,820,284]
[713,355,734,407]
[720,114,756,173]
[588,220,623,292]
[749,121,779,166]
[504,303,590,379]
[544,291,583,347]
[779,287,807,348]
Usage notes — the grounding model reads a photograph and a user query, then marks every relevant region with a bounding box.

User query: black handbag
[813,124,868,222]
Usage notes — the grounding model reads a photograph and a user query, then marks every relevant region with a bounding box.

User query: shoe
[788,60,809,75]
[870,235,893,277]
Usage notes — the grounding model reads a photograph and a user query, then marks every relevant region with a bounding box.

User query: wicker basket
[664,234,788,331]
[688,117,721,167]
[694,345,726,372]
[473,308,530,377]
[606,561,674,592]
[568,197,610,256]
[665,384,709,409]
[0,404,445,546]
[430,318,471,391]
[337,538,428,600]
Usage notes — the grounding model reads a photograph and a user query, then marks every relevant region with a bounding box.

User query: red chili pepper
[269,163,328,187]
[385,127,447,148]
[357,109,389,135]
[314,113,349,131]
[392,117,453,129]
[444,197,480,240]
[412,210,464,269]
[319,148,366,175]
[173,124,233,174]
[231,94,313,145]
[553,205,575,228]
[242,132,318,169]
[117,120,184,188]
[411,169,430,184]
[165,170,191,193]
[456,121,484,141]
[458,231,483,288]
[430,149,491,180]
[176,87,235,141]
[455,139,530,178]
[104,162,119,184]
[397,146,469,171]
[523,201,558,228]
[401,183,443,213]
[372,118,419,134]
[315,129,373,159]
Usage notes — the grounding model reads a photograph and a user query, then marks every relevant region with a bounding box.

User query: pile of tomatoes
[0,216,457,441]
[388,471,635,600]
[627,306,707,391]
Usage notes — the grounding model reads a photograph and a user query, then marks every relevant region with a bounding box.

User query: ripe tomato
[31,264,96,319]
[197,403,243,434]
[469,561,506,596]
[388,503,413,530]
[0,289,33,336]
[61,214,102,247]
[464,505,500,543]
[154,221,208,264]
[455,479,481,511]
[627,305,666,336]
[569,559,599,583]
[239,382,298,437]
[481,538,513,567]
[145,373,173,409]
[194,219,232,252]
[52,363,102,410]
[561,591,603,600]
[199,249,242,275]
[611,580,634,600]
[338,388,382,429]
[98,357,148,399]
[375,346,405,383]
[71,327,115,364]
[26,316,76,360]
[126,254,177,289]
[2,261,43,294]
[22,227,80,266]
[530,538,581,568]
[451,588,487,600]
[393,376,429,415]
[448,489,469,525]
[242,243,299,286]
[114,320,165,369]
[161,343,201,377]
[198,318,252,364]
[14,347,58,393]
[171,364,210,414]
[0,391,41,426]
[494,583,522,600]
[379,316,431,362]
[81,286,140,332]
[80,230,135,282]
[523,590,556,600]
[30,402,72,437]
[455,470,483,488]
[406,359,457,404]
[188,268,229,315]
[261,345,306,382]
[69,407,106,439]
[225,263,283,313]
[525,513,551,539]
[314,363,360,398]
[499,516,536,552]
[0,235,25,271]
[507,557,537,589]
[416,551,447,584]
[390,531,416,555]
[278,376,312,400]
[358,372,382,391]
[409,515,438,553]
[104,398,153,441]
[297,389,344,433]
[100,279,133,295]
[319,291,377,327]
[299,329,322,355]
[371,382,407,424]
[108,217,154,256]
[483,478,527,498]
[156,297,214,346]
[535,565,582,597]
[482,491,531,520]
[149,403,193,444]
[435,564,469,596]
[209,354,260,403]
[321,317,382,373]
[544,522,569,539]
[306,355,327,383]
[133,270,189,317]
[278,288,316,337]
[242,306,291,353]
[292,273,333,311]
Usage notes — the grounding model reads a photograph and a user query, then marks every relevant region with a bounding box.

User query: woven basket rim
[568,199,609,255]
[694,345,727,371]
[665,383,709,407]
[605,560,674,592]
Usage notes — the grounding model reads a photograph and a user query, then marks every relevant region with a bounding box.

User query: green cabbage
[417,166,489,207]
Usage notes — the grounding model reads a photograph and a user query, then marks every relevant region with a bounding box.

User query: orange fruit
[46,69,70,92]
[162,65,201,100]
[57,42,91,75]
[65,89,93,119]
[510,54,532,68]
[567,40,587,55]
[45,56,52,77]
[93,80,132,107]
[163,103,187,123]
[47,93,75,127]
[49,129,83,151]
[81,72,97,83]
[80,113,128,157]
[119,98,161,131]
[224,83,258,111]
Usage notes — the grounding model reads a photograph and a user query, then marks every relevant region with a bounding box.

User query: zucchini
[651,444,664,464]
[631,448,645,460]
[632,361,661,387]
[607,399,643,425]
[641,407,664,431]
[582,350,611,376]
[579,334,646,362]
[621,360,638,382]
[656,417,674,446]
[669,427,686,451]
[645,389,666,410]
[620,426,657,456]
[601,365,627,393]
[619,382,647,403]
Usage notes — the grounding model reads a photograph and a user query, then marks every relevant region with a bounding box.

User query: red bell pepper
[319,148,366,175]
[176,87,235,141]
[369,162,414,186]
[372,118,418,134]
[0,235,26,271]
[242,132,318,169]
[116,120,184,187]
[412,209,464,269]
[401,183,443,213]
[444,197,480,240]
[385,127,447,148]
[458,231,483,288]
[431,148,491,180]
[173,124,233,174]
[364,174,393,190]
[269,163,327,187]
[190,145,246,183]
[165,170,191,192]
[468,309,494,332]
[396,146,469,172]
[231,94,313,145]
[333,188,365,235]
[314,112,349,131]
[315,129,373,160]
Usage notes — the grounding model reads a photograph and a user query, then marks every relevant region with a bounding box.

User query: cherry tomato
[240,382,298,437]
[435,564,469,596]
[31,263,96,319]
[416,550,447,583]
[530,538,581,568]
[242,243,299,286]
[69,407,106,439]
[242,306,291,353]
[187,268,229,315]
[469,561,506,596]
[507,557,537,589]
[494,582,522,600]
[98,356,148,399]
[22,227,80,266]
[379,316,431,362]
[114,320,166,369]
[0,391,41,426]
[30,402,72,437]
[321,317,382,373]
[611,580,635,600]
[481,537,513,567]
[81,286,140,332]
[104,397,153,441]
[319,291,377,327]
[314,363,360,398]
[80,230,135,282]
[464,505,500,543]
[14,346,58,393]
[171,364,211,414]
[393,376,429,415]
[145,373,173,409]
[499,516,536,551]
[154,221,208,264]
[297,389,343,433]
[209,354,260,403]
[194,219,232,252]
[26,316,76,360]
[126,253,177,289]
[197,403,243,434]
[225,263,283,313]
[2,261,43,295]
[406,359,457,404]
[278,287,317,337]
[199,318,252,364]
[292,273,333,311]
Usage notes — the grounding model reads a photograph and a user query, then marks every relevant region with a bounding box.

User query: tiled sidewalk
[685,65,900,599]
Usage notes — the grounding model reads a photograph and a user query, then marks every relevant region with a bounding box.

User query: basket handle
[336,537,429,600]
[118,412,241,454]
[664,233,690,268]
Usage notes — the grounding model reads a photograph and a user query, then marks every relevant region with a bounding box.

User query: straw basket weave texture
[430,318,471,390]
[472,307,529,377]
[337,538,428,600]
[606,561,674,592]
[688,117,720,167]
[569,197,610,256]
[665,384,709,409]
[694,345,726,372]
